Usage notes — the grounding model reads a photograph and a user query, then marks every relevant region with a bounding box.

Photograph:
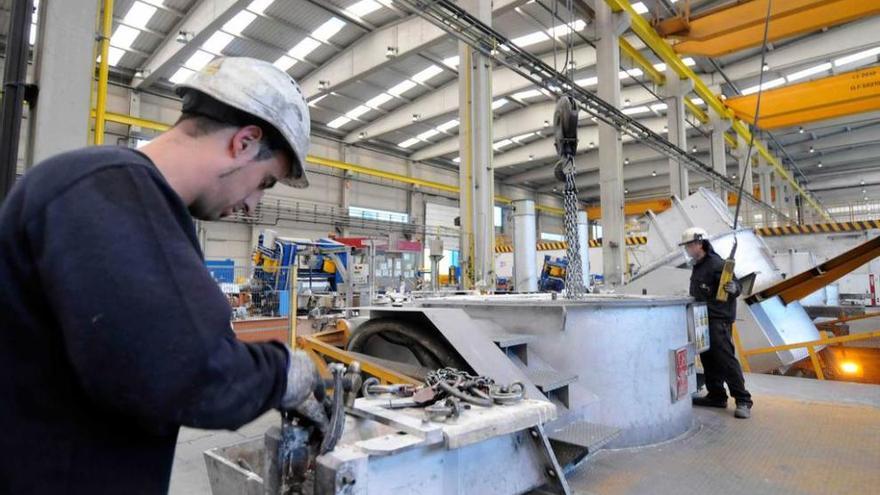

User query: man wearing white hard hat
[680,227,753,419]
[0,57,323,493]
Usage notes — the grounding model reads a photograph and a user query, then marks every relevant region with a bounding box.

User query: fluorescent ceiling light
[511,132,536,142]
[289,37,321,60]
[437,119,459,132]
[549,19,586,38]
[622,105,650,115]
[833,46,880,67]
[575,76,598,87]
[327,116,352,129]
[511,31,549,48]
[184,50,214,71]
[512,89,544,100]
[223,10,256,35]
[388,79,417,96]
[650,103,668,112]
[247,0,273,14]
[345,105,371,119]
[619,68,644,79]
[654,62,666,72]
[169,67,195,85]
[412,65,443,83]
[399,137,420,148]
[110,25,140,49]
[346,0,382,18]
[418,129,440,140]
[690,97,705,105]
[366,93,394,108]
[632,2,649,14]
[312,17,346,42]
[741,77,786,95]
[124,1,157,29]
[202,31,234,54]
[452,156,461,163]
[29,23,36,45]
[786,62,832,82]
[443,56,460,68]
[308,94,328,107]
[682,57,696,66]
[492,98,509,110]
[108,46,126,66]
[273,55,296,71]
[493,139,514,151]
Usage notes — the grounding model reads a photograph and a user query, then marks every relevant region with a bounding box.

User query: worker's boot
[692,395,728,408]
[734,403,751,419]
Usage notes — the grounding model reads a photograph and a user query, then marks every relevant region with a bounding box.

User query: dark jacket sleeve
[27,165,288,431]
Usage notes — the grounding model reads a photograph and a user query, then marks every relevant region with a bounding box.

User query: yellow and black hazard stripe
[755,219,880,237]
[495,236,647,252]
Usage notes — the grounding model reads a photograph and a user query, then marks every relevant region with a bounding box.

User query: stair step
[525,369,578,393]
[548,420,621,470]
[490,333,536,348]
[548,420,621,451]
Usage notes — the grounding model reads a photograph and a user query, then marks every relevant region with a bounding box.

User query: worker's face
[190,125,292,221]
[684,241,705,261]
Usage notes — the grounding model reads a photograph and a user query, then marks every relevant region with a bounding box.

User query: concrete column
[457,0,494,290]
[710,112,731,196]
[512,199,537,292]
[774,175,786,223]
[736,139,754,226]
[756,164,773,226]
[664,66,693,199]
[577,210,590,286]
[26,0,100,165]
[596,2,629,286]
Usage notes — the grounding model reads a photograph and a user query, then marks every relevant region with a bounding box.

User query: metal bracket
[526,423,572,495]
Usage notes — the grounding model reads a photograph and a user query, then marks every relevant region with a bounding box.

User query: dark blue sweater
[0,147,288,494]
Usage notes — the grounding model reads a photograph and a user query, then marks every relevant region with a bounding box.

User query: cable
[732,0,773,232]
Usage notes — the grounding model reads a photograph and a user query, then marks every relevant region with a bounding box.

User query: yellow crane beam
[665,0,880,58]
[605,0,831,221]
[725,67,880,130]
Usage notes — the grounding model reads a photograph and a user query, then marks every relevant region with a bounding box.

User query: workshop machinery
[250,230,351,317]
[538,256,568,293]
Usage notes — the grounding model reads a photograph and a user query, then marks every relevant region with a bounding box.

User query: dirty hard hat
[174,57,311,188]
[679,227,709,246]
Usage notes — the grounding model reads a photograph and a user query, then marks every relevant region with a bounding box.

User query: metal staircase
[490,332,620,472]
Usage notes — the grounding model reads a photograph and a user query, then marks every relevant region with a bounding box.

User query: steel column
[0,0,34,201]
[457,0,495,290]
[94,0,114,145]
[597,2,629,286]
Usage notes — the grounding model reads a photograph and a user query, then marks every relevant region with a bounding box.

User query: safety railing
[733,324,880,380]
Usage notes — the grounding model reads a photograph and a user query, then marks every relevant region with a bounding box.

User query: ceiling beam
[135,0,249,89]
[300,0,527,99]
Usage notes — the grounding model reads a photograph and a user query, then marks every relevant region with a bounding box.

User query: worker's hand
[293,395,330,437]
[724,281,739,295]
[280,349,324,410]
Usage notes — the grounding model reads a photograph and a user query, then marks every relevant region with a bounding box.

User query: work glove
[281,348,324,410]
[724,280,740,295]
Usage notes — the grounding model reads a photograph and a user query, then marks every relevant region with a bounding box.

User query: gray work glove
[724,280,740,295]
[281,348,323,410]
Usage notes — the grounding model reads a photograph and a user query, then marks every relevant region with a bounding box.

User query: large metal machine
[250,230,350,317]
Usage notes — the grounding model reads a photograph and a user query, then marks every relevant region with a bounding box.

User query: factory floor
[169,373,880,495]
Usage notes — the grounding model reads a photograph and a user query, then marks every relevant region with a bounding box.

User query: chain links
[561,157,586,299]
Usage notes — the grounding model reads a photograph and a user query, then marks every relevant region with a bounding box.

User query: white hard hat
[174,57,311,188]
[679,227,709,245]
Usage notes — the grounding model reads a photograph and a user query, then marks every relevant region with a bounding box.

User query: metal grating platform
[548,420,622,451]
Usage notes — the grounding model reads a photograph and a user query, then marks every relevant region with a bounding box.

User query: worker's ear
[230,125,265,162]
